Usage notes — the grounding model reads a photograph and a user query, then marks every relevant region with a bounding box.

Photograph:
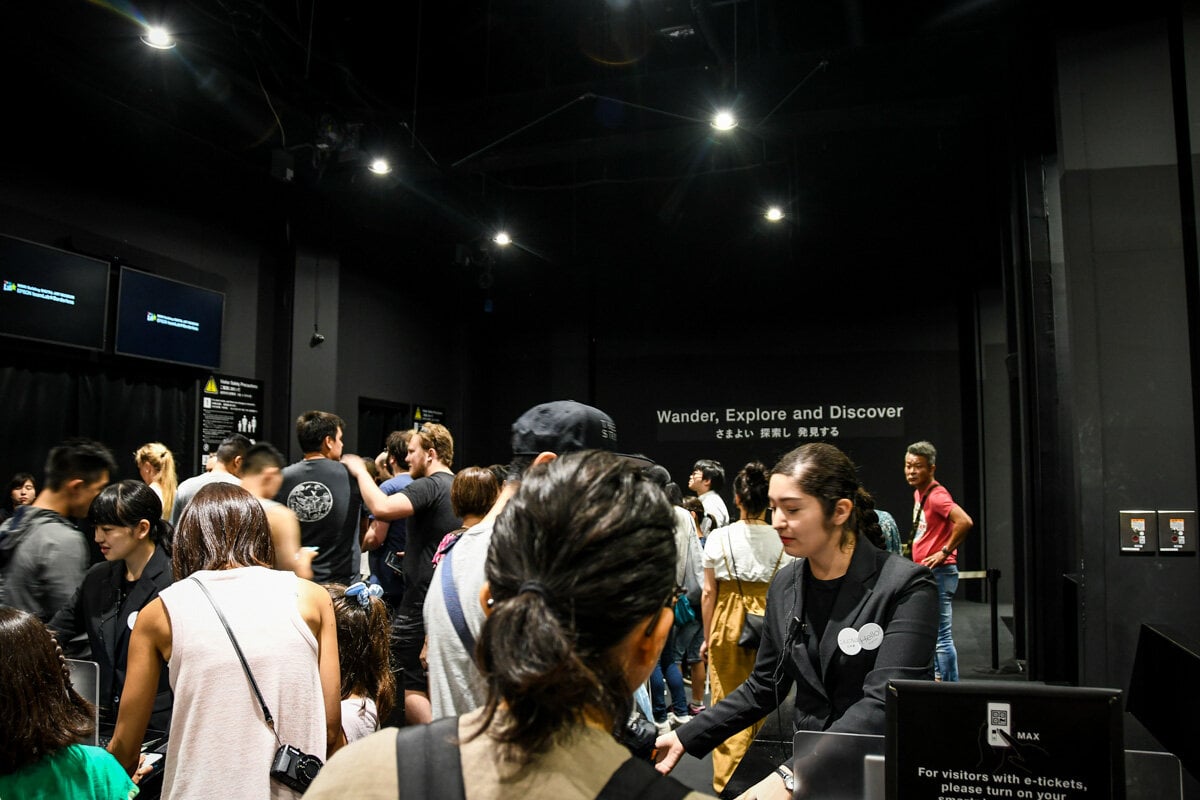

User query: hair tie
[345,581,383,608]
[517,580,551,602]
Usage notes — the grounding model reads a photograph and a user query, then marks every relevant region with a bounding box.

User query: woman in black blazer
[656,443,937,798]
[51,480,174,732]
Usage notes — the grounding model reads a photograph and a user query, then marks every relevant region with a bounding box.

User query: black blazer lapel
[112,546,172,663]
[818,542,881,676]
[98,565,124,668]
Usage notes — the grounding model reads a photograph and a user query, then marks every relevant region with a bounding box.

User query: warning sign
[413,405,445,429]
[196,373,264,473]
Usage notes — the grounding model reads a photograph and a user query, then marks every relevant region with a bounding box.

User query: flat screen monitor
[0,234,109,351]
[1127,623,1200,779]
[886,679,1125,800]
[115,266,223,369]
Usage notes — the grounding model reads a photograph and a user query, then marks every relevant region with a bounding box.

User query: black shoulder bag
[188,576,324,794]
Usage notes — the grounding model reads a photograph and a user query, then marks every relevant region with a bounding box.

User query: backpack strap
[394,716,465,800]
[596,758,692,800]
[439,543,477,655]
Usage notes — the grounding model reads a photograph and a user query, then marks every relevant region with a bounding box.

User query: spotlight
[368,158,392,175]
[309,324,326,348]
[140,26,176,49]
[493,232,512,246]
[765,206,784,222]
[710,110,737,131]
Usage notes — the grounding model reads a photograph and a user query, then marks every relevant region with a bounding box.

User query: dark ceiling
[3,0,1055,286]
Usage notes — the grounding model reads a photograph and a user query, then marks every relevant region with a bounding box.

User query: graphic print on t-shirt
[287,480,333,521]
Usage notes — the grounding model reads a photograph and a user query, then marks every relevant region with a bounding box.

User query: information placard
[412,404,445,429]
[196,374,263,473]
[886,681,1124,800]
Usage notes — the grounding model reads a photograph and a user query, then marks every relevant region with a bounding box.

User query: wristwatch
[774,765,796,793]
[941,545,952,556]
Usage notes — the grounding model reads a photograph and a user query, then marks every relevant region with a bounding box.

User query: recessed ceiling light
[765,206,784,222]
[368,158,392,175]
[140,26,176,50]
[493,232,512,246]
[711,110,737,131]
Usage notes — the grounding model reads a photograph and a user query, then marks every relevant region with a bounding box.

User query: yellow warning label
[203,377,218,394]
[414,407,423,420]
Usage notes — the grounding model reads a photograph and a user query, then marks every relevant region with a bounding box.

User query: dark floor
[665,598,1023,795]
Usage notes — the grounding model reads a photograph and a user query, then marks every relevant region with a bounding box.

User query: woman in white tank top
[107,482,344,799]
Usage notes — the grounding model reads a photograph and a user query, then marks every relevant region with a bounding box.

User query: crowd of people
[0,400,972,799]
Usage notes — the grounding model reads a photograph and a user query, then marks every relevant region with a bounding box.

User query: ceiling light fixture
[140,26,176,50]
[493,232,512,246]
[765,206,784,222]
[368,158,392,175]
[710,110,737,131]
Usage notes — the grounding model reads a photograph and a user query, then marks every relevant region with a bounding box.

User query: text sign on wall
[413,405,445,429]
[197,374,263,473]
[655,403,905,443]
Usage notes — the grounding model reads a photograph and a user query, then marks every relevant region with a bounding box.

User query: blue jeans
[650,625,688,719]
[932,565,959,681]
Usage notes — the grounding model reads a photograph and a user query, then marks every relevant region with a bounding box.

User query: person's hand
[341,453,365,476]
[920,550,947,568]
[419,636,429,671]
[699,639,709,661]
[732,769,792,800]
[653,731,685,775]
[296,547,317,571]
[131,754,154,785]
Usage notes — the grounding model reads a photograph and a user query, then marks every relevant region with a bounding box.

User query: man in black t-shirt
[343,422,459,725]
[276,410,361,585]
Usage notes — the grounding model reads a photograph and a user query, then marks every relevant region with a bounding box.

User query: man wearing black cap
[423,400,646,719]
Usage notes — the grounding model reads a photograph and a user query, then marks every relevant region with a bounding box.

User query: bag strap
[439,543,477,656]
[187,576,282,746]
[394,716,464,800]
[596,757,691,800]
[720,535,745,597]
[906,482,940,547]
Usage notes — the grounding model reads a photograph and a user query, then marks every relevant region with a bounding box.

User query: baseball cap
[510,400,651,464]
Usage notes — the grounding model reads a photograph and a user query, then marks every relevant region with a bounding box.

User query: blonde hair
[134,442,177,520]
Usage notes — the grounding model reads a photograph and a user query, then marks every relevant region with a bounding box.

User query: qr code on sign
[990,709,1008,726]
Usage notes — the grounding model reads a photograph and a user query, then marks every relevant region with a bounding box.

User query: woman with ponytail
[657,443,938,799]
[134,442,177,522]
[306,450,716,799]
[326,581,396,742]
[694,460,793,792]
[51,479,175,732]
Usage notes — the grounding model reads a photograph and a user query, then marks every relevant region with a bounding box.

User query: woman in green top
[0,606,137,799]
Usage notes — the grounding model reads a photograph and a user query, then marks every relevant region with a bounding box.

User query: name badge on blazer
[837,622,884,655]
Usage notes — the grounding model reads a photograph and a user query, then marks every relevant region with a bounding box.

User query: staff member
[51,480,175,732]
[656,443,937,798]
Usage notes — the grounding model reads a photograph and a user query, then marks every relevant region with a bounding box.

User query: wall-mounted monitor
[114,266,224,369]
[0,233,110,351]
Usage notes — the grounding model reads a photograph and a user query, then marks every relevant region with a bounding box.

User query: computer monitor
[0,233,109,351]
[886,679,1125,800]
[66,658,100,747]
[1127,623,1200,779]
[114,266,224,369]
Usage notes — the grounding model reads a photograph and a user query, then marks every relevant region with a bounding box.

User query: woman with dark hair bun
[107,482,344,798]
[690,460,792,792]
[0,606,137,799]
[50,479,175,733]
[305,450,716,799]
[657,443,937,798]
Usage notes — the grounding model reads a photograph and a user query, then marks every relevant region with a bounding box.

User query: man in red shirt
[904,440,973,681]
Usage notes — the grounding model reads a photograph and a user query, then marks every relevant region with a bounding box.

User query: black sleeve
[676,564,797,757]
